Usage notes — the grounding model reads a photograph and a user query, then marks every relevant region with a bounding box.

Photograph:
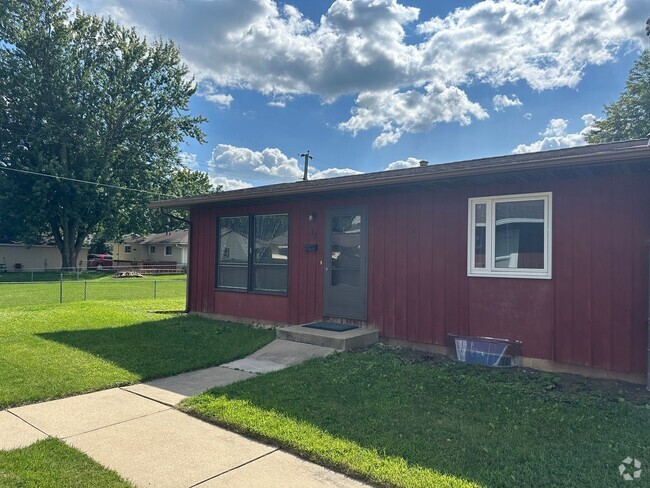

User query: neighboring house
[110,230,188,267]
[0,242,89,271]
[151,140,650,386]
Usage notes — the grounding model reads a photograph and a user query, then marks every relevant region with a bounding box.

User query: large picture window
[468,192,551,279]
[217,213,289,293]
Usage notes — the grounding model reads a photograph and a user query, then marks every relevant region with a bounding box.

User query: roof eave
[149,144,650,210]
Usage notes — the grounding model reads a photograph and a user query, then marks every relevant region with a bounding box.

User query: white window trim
[467,192,552,279]
[164,245,173,256]
[149,245,156,254]
[124,245,132,254]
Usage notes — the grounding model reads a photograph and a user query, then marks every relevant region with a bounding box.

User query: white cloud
[512,114,598,154]
[198,83,233,108]
[340,82,488,147]
[311,167,362,179]
[267,94,294,108]
[209,176,253,191]
[493,94,522,112]
[178,151,199,169]
[76,0,644,145]
[524,112,533,120]
[210,144,303,182]
[417,0,645,90]
[208,143,364,186]
[384,157,421,170]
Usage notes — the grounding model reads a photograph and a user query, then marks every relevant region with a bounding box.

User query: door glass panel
[330,215,361,286]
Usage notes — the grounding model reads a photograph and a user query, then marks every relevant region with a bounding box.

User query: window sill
[215,287,248,293]
[468,271,552,280]
[214,287,288,297]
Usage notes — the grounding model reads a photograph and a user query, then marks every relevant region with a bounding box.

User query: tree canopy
[586,50,650,143]
[0,0,209,268]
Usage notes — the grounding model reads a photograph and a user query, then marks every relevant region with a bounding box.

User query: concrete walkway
[1,340,368,487]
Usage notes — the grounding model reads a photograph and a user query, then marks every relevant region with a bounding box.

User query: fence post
[84,281,87,301]
[154,280,157,299]
[59,273,63,304]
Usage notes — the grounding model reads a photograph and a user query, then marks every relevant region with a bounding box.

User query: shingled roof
[150,139,650,210]
[120,230,188,245]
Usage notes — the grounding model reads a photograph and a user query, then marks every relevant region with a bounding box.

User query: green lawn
[0,439,131,487]
[0,276,186,308]
[182,347,650,488]
[0,299,275,408]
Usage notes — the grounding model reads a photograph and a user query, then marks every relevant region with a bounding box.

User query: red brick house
[152,139,650,386]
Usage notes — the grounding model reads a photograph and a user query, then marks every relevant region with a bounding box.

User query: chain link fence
[0,267,187,308]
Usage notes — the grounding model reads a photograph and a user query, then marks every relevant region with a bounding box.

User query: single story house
[0,241,89,271]
[110,230,188,268]
[151,139,650,386]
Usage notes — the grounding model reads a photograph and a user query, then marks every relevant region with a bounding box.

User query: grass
[0,299,275,408]
[0,275,187,308]
[182,346,650,488]
[0,439,132,487]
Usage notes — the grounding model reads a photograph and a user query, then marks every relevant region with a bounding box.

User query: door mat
[303,322,358,332]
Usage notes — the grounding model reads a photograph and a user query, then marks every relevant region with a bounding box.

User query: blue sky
[76,0,648,189]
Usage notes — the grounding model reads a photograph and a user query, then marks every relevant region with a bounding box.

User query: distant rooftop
[119,230,188,245]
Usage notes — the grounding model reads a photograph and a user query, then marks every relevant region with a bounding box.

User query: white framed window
[124,245,132,254]
[468,192,552,279]
[164,245,173,256]
[149,245,156,254]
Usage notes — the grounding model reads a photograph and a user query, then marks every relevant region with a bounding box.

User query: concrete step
[277,324,379,351]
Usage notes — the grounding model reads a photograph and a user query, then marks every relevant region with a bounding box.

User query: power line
[0,165,178,198]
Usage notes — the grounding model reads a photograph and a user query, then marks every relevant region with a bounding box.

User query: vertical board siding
[369,200,385,330]
[552,178,575,365]
[430,191,447,345]
[394,198,409,339]
[189,170,649,375]
[630,178,649,374]
[571,179,592,366]
[383,197,397,338]
[590,176,613,370]
[610,177,634,373]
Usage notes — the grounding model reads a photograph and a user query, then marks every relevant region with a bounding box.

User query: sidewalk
[1,340,368,487]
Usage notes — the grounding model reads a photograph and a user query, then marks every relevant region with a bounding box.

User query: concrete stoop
[277,324,379,351]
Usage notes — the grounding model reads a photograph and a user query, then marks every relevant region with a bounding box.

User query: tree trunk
[61,246,80,271]
[50,217,86,271]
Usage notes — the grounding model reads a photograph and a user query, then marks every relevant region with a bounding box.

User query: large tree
[109,167,216,237]
[0,0,206,268]
[586,50,650,143]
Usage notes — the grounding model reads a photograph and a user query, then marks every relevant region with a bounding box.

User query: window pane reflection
[474,203,486,268]
[253,214,289,292]
[494,200,545,269]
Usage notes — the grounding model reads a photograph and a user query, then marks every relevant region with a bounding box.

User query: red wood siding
[189,171,650,375]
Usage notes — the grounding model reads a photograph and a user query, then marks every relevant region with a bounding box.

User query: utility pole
[300,150,312,181]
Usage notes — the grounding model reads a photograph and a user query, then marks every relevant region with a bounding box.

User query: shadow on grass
[38,316,275,380]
